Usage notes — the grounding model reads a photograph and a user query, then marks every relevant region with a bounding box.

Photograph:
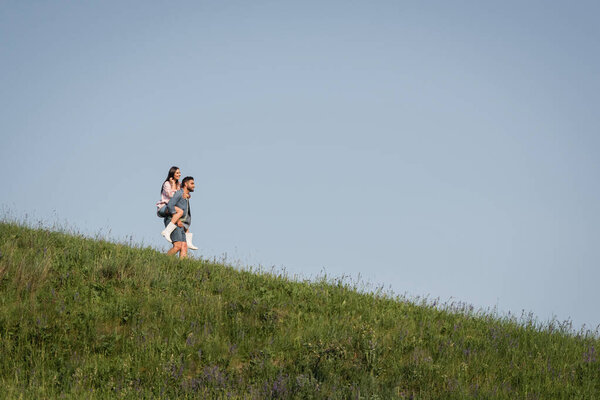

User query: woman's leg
[161,206,184,243]
[157,205,168,218]
[170,206,184,224]
[185,230,198,250]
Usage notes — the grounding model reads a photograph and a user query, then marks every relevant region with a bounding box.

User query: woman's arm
[163,181,178,198]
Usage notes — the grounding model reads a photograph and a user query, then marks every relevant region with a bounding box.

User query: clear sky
[2,1,599,330]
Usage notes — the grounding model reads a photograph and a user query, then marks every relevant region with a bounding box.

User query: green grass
[0,221,599,399]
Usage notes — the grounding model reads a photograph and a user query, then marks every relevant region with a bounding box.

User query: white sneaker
[161,222,177,243]
[186,232,198,250]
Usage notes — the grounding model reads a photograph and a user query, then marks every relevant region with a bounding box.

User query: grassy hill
[0,222,598,399]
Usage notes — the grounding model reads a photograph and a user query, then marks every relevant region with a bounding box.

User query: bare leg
[179,242,188,259]
[171,206,184,224]
[167,242,183,256]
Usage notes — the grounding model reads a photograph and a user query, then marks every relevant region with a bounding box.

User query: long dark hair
[160,166,180,194]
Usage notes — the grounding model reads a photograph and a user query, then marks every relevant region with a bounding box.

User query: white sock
[161,222,177,243]
[186,232,198,250]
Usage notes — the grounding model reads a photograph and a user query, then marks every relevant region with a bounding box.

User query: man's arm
[167,190,183,215]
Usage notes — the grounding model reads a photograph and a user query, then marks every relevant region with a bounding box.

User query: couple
[156,166,197,258]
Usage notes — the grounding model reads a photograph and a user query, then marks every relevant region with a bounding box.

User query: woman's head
[161,166,181,193]
[167,166,181,182]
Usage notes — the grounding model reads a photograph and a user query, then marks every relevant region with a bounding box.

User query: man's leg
[167,241,183,256]
[179,242,188,259]
[166,226,187,257]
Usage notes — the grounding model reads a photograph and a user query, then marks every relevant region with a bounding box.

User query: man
[163,176,195,258]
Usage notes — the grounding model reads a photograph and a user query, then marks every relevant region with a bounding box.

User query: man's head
[182,176,195,192]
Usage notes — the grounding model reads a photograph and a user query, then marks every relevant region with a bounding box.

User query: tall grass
[0,221,598,399]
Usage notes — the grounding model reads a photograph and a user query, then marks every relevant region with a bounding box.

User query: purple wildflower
[583,345,597,363]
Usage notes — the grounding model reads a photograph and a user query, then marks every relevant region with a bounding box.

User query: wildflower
[271,374,288,397]
[202,365,226,387]
[186,334,194,347]
[583,345,597,363]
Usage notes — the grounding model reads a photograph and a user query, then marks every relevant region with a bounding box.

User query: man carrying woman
[156,166,198,257]
[163,176,195,258]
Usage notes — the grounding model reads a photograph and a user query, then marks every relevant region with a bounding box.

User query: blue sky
[2,1,599,330]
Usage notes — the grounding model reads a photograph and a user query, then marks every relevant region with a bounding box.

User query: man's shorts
[170,226,186,243]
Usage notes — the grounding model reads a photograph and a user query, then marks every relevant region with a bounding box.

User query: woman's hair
[161,166,180,194]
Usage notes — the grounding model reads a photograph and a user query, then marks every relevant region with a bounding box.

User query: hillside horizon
[1,221,599,398]
[2,214,591,334]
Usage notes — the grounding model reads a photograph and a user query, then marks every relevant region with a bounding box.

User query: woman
[156,166,198,250]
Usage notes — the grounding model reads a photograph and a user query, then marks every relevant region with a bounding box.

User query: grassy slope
[0,222,598,399]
